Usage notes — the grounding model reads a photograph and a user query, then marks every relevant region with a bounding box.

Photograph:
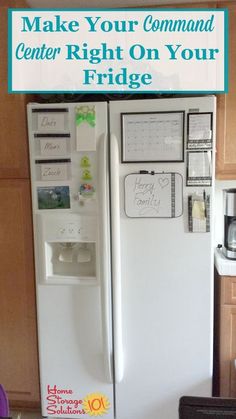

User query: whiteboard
[124,173,183,218]
[121,111,184,162]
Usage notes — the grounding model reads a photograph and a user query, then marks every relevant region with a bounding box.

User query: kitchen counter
[214,247,236,276]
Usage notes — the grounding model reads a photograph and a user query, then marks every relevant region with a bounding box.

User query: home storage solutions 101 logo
[8,8,228,93]
[46,385,111,416]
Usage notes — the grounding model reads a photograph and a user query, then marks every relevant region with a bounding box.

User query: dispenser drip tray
[45,241,96,282]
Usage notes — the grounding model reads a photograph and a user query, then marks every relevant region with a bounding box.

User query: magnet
[79,183,95,197]
[80,156,91,168]
[82,169,92,181]
[76,105,96,127]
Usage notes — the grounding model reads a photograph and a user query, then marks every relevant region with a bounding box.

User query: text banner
[9,9,227,93]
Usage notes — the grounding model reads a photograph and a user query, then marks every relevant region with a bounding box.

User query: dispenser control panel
[57,222,92,241]
[38,214,96,242]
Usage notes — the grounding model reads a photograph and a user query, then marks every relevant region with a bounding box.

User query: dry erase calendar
[121,111,184,163]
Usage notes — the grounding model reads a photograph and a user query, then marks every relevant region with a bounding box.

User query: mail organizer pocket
[35,159,71,181]
[31,107,69,132]
[34,133,71,157]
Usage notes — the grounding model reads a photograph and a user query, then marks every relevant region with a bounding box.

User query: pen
[203,189,207,218]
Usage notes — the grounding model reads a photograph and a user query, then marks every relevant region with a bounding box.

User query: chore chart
[121,111,184,163]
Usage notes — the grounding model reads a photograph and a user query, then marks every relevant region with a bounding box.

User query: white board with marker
[124,172,183,218]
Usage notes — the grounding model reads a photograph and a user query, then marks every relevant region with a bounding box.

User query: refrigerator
[27,96,216,419]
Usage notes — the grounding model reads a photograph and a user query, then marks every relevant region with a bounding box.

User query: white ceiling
[26,0,230,8]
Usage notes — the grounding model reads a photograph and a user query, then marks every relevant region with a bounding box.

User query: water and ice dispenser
[38,214,97,283]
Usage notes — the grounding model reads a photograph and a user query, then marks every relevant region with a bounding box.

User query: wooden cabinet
[0,95,30,179]
[0,180,40,406]
[0,0,40,408]
[214,273,236,397]
[216,3,236,179]
[0,2,30,179]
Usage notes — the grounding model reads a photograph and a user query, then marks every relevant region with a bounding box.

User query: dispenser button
[66,223,77,238]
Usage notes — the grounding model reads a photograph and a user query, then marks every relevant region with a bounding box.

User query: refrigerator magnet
[81,169,92,181]
[80,156,91,168]
[79,184,95,198]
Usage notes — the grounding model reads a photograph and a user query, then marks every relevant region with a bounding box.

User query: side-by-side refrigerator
[27,96,216,419]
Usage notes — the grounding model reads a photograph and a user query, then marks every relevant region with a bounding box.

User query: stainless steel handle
[110,133,124,383]
[98,134,113,383]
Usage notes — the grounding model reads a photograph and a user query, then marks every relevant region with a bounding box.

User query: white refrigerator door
[109,97,216,419]
[37,284,114,418]
[28,102,114,419]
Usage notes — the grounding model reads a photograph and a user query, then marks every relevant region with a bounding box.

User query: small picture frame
[37,186,70,210]
[121,111,185,163]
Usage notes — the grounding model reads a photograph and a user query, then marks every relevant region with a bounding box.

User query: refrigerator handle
[110,134,124,383]
[98,134,113,384]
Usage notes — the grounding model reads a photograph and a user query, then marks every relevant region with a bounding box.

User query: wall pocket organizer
[124,172,183,218]
[32,108,69,132]
[35,159,71,181]
[188,192,210,232]
[34,133,71,157]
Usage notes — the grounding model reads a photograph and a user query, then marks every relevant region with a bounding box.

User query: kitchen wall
[214,180,236,246]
